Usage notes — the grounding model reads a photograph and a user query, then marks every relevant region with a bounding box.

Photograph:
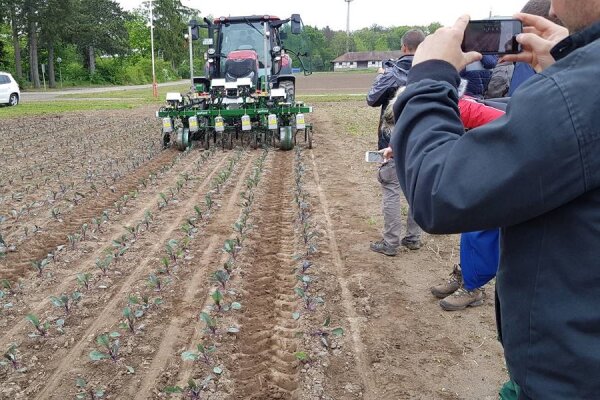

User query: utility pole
[344,0,354,54]
[149,0,158,98]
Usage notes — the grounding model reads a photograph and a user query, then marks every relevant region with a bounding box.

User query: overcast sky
[117,0,529,30]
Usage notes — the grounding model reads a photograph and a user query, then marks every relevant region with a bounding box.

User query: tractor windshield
[219,22,268,66]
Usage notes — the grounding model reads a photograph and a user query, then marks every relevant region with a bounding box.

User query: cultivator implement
[157,14,313,151]
[158,81,313,151]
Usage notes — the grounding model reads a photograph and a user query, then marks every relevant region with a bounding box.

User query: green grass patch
[0,100,142,117]
[58,84,190,101]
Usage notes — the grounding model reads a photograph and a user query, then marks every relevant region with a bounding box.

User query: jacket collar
[551,20,600,60]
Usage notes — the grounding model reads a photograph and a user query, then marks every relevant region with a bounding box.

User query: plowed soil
[0,75,506,400]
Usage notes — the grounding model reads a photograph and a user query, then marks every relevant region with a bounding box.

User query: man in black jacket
[391,2,600,398]
[366,29,425,256]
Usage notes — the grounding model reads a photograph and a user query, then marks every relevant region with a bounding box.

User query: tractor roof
[213,15,282,24]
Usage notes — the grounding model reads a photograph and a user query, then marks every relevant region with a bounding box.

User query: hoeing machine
[158,14,313,151]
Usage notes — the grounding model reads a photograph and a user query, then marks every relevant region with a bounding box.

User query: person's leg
[439,230,499,311]
[370,160,402,255]
[402,207,423,249]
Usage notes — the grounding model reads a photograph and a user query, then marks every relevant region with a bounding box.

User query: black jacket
[391,22,600,399]
[366,55,413,149]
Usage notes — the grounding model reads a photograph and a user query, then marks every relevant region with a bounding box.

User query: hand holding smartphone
[365,151,384,163]
[462,19,523,55]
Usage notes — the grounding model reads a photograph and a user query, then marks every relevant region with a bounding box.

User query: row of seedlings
[291,147,343,366]
[82,149,245,397]
[0,149,212,392]
[166,148,270,397]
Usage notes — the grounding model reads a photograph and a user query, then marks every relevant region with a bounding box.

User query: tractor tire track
[231,151,300,399]
[0,149,208,350]
[0,149,179,281]
[130,151,260,400]
[32,153,235,400]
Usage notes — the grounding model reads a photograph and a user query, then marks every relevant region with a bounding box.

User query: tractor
[157,14,313,151]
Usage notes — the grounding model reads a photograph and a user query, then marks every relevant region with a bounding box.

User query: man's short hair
[521,0,562,24]
[401,29,426,52]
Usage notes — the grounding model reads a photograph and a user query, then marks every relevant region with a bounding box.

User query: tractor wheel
[307,127,313,149]
[203,132,210,150]
[162,133,170,149]
[279,126,294,151]
[279,80,295,104]
[175,128,190,151]
[251,132,258,149]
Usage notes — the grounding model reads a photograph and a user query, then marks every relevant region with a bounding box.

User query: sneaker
[430,264,463,299]
[369,240,398,256]
[439,287,485,311]
[401,237,422,250]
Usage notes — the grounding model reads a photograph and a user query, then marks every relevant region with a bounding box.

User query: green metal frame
[157,105,312,118]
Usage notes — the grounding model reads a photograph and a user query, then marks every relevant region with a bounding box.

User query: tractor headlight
[272,46,281,53]
[207,48,216,56]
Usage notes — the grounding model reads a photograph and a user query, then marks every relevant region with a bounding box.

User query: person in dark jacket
[390,4,600,398]
[459,55,497,98]
[366,29,425,256]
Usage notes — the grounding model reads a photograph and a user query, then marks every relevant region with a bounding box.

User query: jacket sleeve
[391,60,586,234]
[367,70,396,107]
[459,97,505,129]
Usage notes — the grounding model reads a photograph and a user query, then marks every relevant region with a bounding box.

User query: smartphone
[462,19,522,55]
[365,151,384,163]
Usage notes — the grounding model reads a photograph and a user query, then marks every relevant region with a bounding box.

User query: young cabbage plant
[96,255,113,275]
[120,306,143,333]
[165,239,182,263]
[211,270,230,290]
[194,205,203,220]
[26,314,49,337]
[1,344,20,370]
[159,257,171,275]
[143,210,153,229]
[199,312,217,335]
[313,316,345,349]
[165,376,213,400]
[294,288,324,311]
[222,239,240,261]
[77,272,93,290]
[181,342,217,365]
[75,377,105,400]
[147,274,169,291]
[89,332,121,362]
[211,289,224,311]
[31,258,49,277]
[50,291,82,315]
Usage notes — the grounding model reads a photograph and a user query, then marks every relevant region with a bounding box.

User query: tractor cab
[202,14,306,96]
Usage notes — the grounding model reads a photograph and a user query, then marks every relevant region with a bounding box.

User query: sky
[118,0,529,31]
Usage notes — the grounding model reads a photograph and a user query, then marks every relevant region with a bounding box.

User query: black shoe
[401,237,422,250]
[370,240,398,256]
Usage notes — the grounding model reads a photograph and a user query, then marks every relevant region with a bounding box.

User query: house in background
[331,51,404,71]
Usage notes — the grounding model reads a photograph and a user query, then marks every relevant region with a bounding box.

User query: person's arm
[366,70,396,107]
[391,61,585,234]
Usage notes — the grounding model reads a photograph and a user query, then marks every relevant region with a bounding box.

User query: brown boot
[430,264,462,299]
[439,287,485,311]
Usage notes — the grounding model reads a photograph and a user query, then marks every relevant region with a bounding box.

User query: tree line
[0,0,441,88]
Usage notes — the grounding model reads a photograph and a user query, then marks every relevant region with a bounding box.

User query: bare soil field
[0,74,506,399]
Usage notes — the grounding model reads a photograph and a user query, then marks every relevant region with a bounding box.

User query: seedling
[165,377,213,400]
[75,378,106,400]
[81,224,89,241]
[96,255,113,275]
[120,306,143,333]
[222,239,240,261]
[26,314,49,336]
[205,193,214,211]
[200,312,217,335]
[67,233,80,250]
[77,273,93,290]
[1,344,21,370]
[211,289,223,311]
[159,257,171,275]
[159,193,168,206]
[31,258,49,277]
[89,332,121,362]
[294,287,323,311]
[181,343,217,365]
[194,205,203,220]
[211,270,230,290]
[147,274,168,291]
[50,291,82,315]
[165,239,182,263]
[294,351,310,364]
[143,210,153,229]
[312,317,345,349]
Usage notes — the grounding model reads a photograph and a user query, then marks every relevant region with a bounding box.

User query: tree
[40,0,75,87]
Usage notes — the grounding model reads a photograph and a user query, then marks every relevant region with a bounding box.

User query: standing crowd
[366,0,600,398]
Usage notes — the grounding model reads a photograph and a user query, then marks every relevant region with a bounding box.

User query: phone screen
[462,19,522,55]
[365,151,384,163]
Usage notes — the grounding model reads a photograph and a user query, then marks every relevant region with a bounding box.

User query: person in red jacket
[381,80,505,310]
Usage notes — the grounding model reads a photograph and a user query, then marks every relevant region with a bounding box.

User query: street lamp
[149,0,158,98]
[56,57,63,88]
[344,0,354,53]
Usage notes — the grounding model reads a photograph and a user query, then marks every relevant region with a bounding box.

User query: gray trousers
[377,159,421,247]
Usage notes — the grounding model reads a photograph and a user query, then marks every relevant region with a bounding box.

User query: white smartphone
[365,151,384,163]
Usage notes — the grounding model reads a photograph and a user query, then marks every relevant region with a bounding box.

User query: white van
[0,72,20,106]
